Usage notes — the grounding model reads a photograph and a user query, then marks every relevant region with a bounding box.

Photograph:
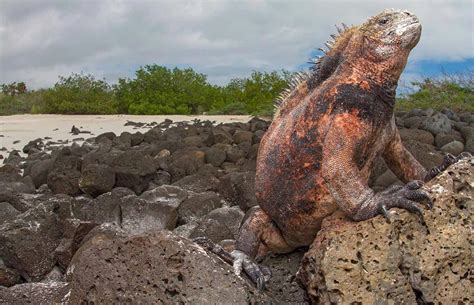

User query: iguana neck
[336,59,399,108]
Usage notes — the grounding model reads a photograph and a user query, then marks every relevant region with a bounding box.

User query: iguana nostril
[403,11,411,16]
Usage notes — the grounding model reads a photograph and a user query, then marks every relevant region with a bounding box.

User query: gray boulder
[26,158,53,188]
[66,230,272,303]
[47,154,82,195]
[79,164,116,197]
[177,191,224,224]
[440,141,464,155]
[420,112,452,135]
[225,145,246,163]
[435,131,464,149]
[190,206,244,243]
[168,148,206,182]
[206,126,233,145]
[402,140,443,169]
[0,201,20,223]
[218,171,258,211]
[253,129,266,144]
[204,146,227,167]
[0,203,62,281]
[121,185,188,232]
[109,150,157,194]
[0,282,70,304]
[22,138,44,154]
[460,126,474,153]
[0,258,22,287]
[53,218,98,270]
[233,130,253,144]
[398,128,434,145]
[72,188,130,224]
[404,116,423,129]
[172,173,220,193]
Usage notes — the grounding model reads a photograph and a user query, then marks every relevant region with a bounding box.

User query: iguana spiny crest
[275,8,421,117]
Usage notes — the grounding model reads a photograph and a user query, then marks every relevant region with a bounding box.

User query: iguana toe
[456,152,472,161]
[358,181,430,224]
[231,249,271,290]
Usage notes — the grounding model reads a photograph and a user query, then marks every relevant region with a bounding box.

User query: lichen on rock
[297,158,473,304]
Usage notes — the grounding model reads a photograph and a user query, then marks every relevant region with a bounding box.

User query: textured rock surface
[177,191,224,224]
[66,229,273,304]
[297,158,473,304]
[218,171,258,211]
[261,250,307,303]
[47,153,82,195]
[189,206,245,242]
[78,163,116,197]
[420,112,452,134]
[0,202,63,282]
[0,258,22,287]
[440,140,464,155]
[0,282,70,304]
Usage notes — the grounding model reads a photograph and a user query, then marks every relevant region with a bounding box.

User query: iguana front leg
[383,120,472,182]
[423,152,472,181]
[321,115,431,222]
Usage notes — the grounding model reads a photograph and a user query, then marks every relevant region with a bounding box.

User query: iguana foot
[375,180,432,223]
[231,249,271,290]
[425,152,473,181]
[192,236,234,264]
[353,180,432,222]
[193,237,271,290]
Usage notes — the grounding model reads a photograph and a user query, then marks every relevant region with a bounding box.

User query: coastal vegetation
[0,65,472,116]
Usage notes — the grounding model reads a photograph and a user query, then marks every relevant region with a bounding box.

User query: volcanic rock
[66,230,273,303]
[297,158,473,304]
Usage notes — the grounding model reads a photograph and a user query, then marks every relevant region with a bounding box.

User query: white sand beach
[0,114,252,158]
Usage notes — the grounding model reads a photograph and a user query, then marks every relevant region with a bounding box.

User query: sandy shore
[0,114,252,158]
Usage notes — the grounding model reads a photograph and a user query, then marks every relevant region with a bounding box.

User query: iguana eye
[379,18,388,25]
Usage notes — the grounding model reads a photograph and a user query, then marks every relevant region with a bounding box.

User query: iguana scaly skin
[195,9,471,289]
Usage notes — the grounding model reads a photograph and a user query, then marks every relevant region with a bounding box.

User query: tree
[1,82,27,96]
[217,70,294,115]
[115,65,219,114]
[42,73,117,114]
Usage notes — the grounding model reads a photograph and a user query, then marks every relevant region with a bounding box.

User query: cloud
[0,0,472,88]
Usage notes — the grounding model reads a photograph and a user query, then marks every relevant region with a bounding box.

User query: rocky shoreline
[0,109,473,304]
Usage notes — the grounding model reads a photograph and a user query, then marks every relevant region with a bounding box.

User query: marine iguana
[195,9,471,289]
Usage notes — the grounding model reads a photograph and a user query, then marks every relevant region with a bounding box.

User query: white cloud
[0,0,472,88]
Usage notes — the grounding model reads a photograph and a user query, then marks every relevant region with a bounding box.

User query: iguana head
[359,9,421,61]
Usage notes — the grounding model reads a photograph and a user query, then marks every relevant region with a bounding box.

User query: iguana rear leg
[194,206,294,290]
[232,206,295,289]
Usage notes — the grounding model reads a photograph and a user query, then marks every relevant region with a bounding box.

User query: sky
[0,0,472,90]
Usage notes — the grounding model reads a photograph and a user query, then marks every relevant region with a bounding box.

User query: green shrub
[115,65,218,114]
[396,75,473,112]
[2,67,471,116]
[42,73,117,114]
[209,102,248,115]
[0,90,46,115]
[219,70,293,116]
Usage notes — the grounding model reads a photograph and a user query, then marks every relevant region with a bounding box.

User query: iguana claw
[425,152,473,181]
[230,249,271,290]
[193,237,271,290]
[376,180,431,223]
